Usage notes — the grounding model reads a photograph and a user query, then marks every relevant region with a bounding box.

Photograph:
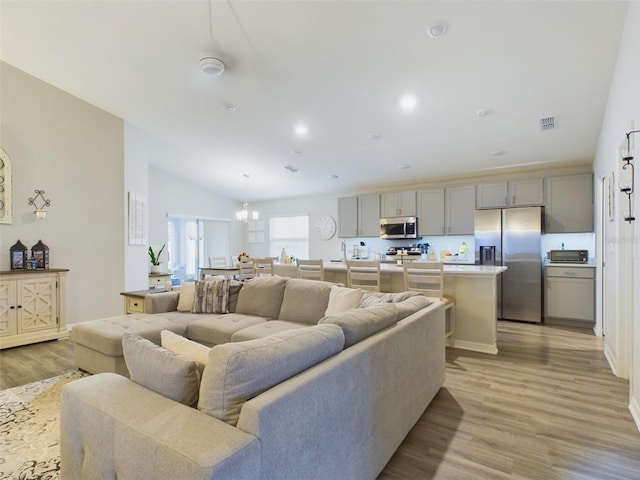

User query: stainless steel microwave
[379,217,418,239]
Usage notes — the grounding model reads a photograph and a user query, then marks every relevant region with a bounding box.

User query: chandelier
[236,174,259,222]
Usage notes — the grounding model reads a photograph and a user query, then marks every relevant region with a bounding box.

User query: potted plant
[148,244,165,274]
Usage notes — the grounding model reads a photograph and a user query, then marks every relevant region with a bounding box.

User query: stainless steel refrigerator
[474,206,544,323]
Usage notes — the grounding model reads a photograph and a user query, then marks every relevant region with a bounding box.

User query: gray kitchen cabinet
[445,185,475,235]
[381,191,416,217]
[338,194,380,238]
[358,194,381,237]
[417,189,445,235]
[476,179,544,209]
[545,265,595,323]
[544,174,593,233]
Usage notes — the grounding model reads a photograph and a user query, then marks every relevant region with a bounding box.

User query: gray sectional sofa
[62,276,445,479]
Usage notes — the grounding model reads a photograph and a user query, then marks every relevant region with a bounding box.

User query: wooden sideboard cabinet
[0,269,69,349]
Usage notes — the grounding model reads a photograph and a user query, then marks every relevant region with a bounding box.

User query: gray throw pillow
[122,332,201,407]
[319,303,399,347]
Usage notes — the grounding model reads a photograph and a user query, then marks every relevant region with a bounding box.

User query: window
[269,215,309,260]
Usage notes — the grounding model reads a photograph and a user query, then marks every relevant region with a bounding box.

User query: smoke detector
[200,52,225,76]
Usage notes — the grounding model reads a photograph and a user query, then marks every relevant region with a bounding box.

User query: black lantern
[10,240,28,271]
[31,240,49,270]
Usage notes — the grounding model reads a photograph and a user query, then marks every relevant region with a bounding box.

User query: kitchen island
[273,262,506,354]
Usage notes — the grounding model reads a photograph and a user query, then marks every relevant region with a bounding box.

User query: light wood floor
[1,322,639,479]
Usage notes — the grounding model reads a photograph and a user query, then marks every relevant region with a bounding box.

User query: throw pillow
[319,303,399,347]
[177,281,196,312]
[192,278,230,314]
[324,285,362,316]
[122,332,201,407]
[160,330,210,372]
[198,324,345,426]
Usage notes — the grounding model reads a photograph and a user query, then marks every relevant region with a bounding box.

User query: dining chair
[297,259,324,281]
[238,258,255,281]
[208,256,227,268]
[403,261,455,347]
[346,260,381,292]
[252,257,274,277]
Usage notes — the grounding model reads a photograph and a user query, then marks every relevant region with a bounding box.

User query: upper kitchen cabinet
[544,174,594,233]
[476,179,544,209]
[417,189,445,235]
[381,191,416,217]
[338,194,380,238]
[446,185,476,235]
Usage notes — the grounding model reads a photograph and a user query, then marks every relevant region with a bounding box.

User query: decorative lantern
[10,240,28,271]
[31,240,50,270]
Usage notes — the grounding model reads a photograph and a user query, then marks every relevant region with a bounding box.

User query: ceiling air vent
[540,116,557,131]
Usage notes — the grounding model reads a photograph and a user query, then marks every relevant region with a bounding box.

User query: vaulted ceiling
[0,1,628,201]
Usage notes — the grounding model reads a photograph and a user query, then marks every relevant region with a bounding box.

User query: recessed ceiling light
[290,150,302,156]
[477,108,493,118]
[295,124,309,137]
[329,174,339,180]
[427,23,448,38]
[399,94,418,112]
[398,164,411,170]
[491,150,506,157]
[223,103,236,112]
[284,165,299,173]
[368,132,383,140]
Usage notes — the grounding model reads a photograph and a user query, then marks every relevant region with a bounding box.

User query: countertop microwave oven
[379,217,418,239]
[547,250,589,263]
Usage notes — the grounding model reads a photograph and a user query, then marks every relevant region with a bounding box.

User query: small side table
[149,273,171,288]
[120,288,167,314]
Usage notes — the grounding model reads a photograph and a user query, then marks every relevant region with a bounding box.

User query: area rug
[0,370,88,480]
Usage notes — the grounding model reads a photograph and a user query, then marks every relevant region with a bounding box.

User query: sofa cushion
[71,314,195,357]
[278,278,333,325]
[122,332,200,407]
[230,320,309,342]
[198,324,345,426]
[394,295,432,321]
[235,276,288,319]
[177,282,196,311]
[359,290,421,308]
[186,314,269,346]
[319,303,399,347]
[325,285,362,315]
[192,278,230,314]
[161,330,210,372]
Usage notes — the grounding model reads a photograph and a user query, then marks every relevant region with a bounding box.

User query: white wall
[592,2,639,429]
[148,166,243,272]
[123,124,150,291]
[0,62,125,324]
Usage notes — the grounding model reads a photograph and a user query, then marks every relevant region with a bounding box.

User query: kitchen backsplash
[342,232,594,264]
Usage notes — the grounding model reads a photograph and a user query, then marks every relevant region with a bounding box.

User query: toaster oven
[547,250,588,263]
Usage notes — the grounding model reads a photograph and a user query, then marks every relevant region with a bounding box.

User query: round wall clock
[316,215,337,240]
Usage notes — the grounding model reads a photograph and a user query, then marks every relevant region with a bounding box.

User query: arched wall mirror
[0,148,12,224]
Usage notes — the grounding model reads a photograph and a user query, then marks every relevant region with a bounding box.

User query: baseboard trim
[604,343,618,377]
[453,340,498,355]
[630,396,640,433]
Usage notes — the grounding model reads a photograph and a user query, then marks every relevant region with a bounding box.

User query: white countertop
[321,262,506,276]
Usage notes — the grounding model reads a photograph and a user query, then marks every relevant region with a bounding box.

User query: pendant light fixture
[236,174,259,222]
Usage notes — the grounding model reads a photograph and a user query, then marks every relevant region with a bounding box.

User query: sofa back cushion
[234,276,288,319]
[122,332,201,407]
[198,324,345,426]
[319,303,399,347]
[278,278,333,325]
